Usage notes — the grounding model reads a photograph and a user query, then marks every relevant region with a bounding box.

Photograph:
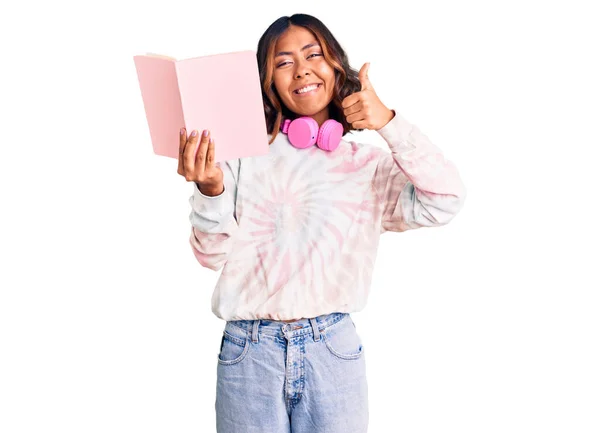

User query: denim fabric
[215,312,369,432]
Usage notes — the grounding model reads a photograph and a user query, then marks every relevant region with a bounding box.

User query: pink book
[133,50,269,162]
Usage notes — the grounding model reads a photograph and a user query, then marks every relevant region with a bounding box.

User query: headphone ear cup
[316,119,343,151]
[288,117,319,149]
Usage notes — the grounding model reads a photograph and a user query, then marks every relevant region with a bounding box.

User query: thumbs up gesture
[341,62,395,130]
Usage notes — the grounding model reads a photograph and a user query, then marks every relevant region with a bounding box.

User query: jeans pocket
[323,317,364,360]
[217,329,250,365]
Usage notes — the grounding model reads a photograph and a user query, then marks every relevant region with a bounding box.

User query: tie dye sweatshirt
[188,111,467,321]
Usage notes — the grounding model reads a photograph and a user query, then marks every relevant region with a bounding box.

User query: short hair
[256,14,363,144]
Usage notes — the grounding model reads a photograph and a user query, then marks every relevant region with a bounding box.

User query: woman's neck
[290,106,330,126]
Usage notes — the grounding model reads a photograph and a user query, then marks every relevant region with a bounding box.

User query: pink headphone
[280,117,343,151]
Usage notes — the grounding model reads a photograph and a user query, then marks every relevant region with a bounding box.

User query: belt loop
[309,317,321,342]
[252,320,260,343]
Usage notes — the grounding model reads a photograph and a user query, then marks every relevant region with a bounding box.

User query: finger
[358,62,372,91]
[182,129,200,178]
[194,129,210,177]
[343,100,363,117]
[341,92,361,109]
[346,110,366,125]
[351,119,368,129]
[205,137,216,171]
[177,127,186,174]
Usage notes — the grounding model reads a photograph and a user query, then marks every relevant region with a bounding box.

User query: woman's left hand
[342,62,395,130]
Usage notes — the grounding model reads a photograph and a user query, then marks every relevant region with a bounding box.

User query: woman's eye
[276,53,322,68]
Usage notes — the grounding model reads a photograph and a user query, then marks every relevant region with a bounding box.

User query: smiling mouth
[293,83,322,95]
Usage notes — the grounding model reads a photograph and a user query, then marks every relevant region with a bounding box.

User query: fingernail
[180,128,185,135]
[203,129,209,137]
[191,130,197,137]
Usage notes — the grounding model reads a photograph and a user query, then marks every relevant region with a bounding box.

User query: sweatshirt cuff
[190,182,231,215]
[375,109,418,153]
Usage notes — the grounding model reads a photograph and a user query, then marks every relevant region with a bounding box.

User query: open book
[133,50,269,162]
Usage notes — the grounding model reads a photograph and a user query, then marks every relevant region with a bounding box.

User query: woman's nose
[294,59,311,78]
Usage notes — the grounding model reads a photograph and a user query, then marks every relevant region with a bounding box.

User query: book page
[133,55,185,159]
[144,52,177,61]
[175,50,269,162]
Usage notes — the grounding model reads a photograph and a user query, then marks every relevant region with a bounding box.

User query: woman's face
[272,25,336,126]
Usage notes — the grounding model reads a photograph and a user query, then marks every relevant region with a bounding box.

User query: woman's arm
[372,111,467,233]
[188,159,240,270]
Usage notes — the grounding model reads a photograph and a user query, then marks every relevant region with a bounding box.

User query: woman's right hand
[178,128,224,196]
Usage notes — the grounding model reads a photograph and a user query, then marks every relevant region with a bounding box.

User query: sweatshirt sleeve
[188,159,240,271]
[372,110,467,233]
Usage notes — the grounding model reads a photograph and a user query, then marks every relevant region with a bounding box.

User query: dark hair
[256,14,363,144]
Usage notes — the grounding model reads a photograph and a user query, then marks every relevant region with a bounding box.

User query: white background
[1,0,599,431]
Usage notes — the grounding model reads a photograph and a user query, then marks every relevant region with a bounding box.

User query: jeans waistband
[226,312,349,340]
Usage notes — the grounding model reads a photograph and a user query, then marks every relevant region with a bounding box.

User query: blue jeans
[215,312,369,432]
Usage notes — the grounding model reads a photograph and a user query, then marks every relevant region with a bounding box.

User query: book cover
[133,50,269,162]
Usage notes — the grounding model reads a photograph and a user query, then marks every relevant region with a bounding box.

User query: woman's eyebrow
[275,42,321,58]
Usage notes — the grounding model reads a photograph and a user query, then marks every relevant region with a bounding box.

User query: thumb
[358,62,372,91]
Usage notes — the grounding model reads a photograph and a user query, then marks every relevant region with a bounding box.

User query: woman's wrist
[197,182,224,197]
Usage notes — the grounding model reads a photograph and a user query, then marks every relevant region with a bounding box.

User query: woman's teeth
[295,84,320,94]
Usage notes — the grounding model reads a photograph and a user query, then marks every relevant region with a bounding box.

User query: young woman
[177,13,466,433]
